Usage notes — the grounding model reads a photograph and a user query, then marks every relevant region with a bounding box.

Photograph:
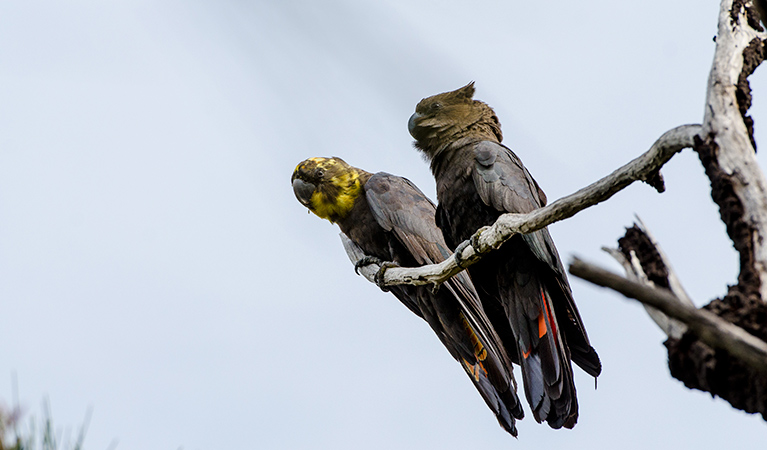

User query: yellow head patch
[291,157,364,223]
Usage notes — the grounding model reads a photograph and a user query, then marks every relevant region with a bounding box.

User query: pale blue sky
[1,1,764,448]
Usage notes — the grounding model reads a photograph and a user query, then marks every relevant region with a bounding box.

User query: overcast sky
[1,1,765,449]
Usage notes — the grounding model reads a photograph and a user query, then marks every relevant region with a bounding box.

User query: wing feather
[365,173,501,354]
[366,172,525,426]
[470,141,601,378]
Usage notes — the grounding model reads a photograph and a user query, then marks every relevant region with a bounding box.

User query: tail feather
[462,359,522,436]
[571,345,602,378]
[457,309,524,435]
[553,278,602,378]
[421,278,524,437]
[512,285,579,429]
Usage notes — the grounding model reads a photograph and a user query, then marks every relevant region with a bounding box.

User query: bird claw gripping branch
[354,255,384,275]
[354,255,398,292]
[373,261,399,292]
[454,226,492,269]
[454,240,472,269]
[471,226,491,251]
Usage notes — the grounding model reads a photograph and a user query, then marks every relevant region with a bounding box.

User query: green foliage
[1,400,89,450]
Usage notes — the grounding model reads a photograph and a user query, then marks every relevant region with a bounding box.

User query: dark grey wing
[365,173,494,341]
[365,174,495,331]
[365,173,448,265]
[471,141,601,377]
[473,140,546,213]
[365,172,524,428]
[472,141,564,272]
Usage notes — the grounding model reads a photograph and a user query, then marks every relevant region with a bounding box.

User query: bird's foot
[454,240,472,269]
[471,226,491,250]
[354,256,384,275]
[354,256,397,291]
[454,226,491,269]
[373,261,399,292]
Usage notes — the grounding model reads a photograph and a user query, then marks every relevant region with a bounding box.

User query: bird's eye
[431,102,442,111]
[316,169,325,178]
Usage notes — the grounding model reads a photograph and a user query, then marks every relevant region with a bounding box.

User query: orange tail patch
[539,289,558,342]
[459,314,489,381]
[462,358,488,382]
[524,290,558,361]
[460,314,487,362]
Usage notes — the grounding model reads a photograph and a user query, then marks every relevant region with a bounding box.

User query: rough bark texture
[735,38,765,150]
[617,225,767,419]
[701,0,767,299]
[618,225,671,291]
[694,135,761,297]
[666,287,767,420]
[605,221,693,338]
[733,0,765,32]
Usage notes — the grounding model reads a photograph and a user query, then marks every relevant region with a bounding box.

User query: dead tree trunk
[579,0,767,419]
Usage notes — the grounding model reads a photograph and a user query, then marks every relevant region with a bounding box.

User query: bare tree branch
[569,257,767,374]
[344,124,702,289]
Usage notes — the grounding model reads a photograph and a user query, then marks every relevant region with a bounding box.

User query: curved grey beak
[292,178,316,207]
[408,112,422,139]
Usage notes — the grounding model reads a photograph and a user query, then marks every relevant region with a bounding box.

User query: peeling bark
[569,258,767,375]
[667,264,767,420]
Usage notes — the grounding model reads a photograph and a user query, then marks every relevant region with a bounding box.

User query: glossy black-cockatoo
[408,83,601,429]
[291,157,523,435]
